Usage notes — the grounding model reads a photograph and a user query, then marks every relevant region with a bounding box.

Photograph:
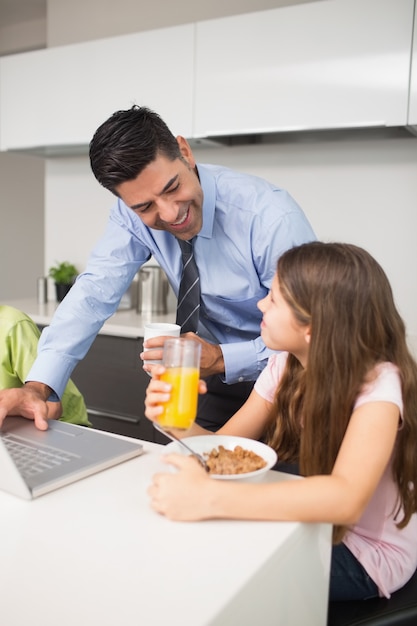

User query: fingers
[147,457,200,505]
[148,455,210,519]
[147,469,173,514]
[142,334,182,365]
[144,376,171,421]
[141,349,164,365]
[0,386,54,432]
[141,354,163,377]
[151,364,166,378]
[143,334,181,350]
[162,453,206,473]
[144,402,164,421]
[33,414,49,431]
[146,377,171,396]
[143,360,165,378]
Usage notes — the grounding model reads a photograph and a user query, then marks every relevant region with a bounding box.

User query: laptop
[0,416,143,499]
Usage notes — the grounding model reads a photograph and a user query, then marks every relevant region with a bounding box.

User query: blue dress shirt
[28,163,316,397]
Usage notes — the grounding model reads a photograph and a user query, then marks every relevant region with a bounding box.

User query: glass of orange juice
[157,338,201,431]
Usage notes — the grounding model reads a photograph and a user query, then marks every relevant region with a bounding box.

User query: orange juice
[158,366,199,430]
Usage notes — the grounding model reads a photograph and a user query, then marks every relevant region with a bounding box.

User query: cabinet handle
[87,408,141,424]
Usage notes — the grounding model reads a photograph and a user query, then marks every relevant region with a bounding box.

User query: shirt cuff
[220,339,269,384]
[25,351,76,400]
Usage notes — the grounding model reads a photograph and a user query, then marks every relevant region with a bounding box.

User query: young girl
[145,242,417,602]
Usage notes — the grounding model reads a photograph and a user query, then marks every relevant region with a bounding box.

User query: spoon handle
[153,422,209,472]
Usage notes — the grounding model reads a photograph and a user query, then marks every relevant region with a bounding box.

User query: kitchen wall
[1,0,417,355]
[0,2,46,300]
[0,151,44,299]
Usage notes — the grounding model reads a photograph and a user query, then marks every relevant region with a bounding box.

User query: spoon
[153,422,209,472]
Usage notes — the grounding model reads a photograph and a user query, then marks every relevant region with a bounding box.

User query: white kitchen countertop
[8,298,416,359]
[0,433,332,626]
[1,298,176,339]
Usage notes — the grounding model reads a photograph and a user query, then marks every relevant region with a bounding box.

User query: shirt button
[238,376,244,382]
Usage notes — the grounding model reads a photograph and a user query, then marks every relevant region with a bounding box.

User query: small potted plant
[48,261,78,302]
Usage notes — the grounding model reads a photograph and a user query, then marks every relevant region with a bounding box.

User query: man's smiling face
[115,137,203,241]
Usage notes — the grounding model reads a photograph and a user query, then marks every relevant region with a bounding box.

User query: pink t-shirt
[254,352,417,598]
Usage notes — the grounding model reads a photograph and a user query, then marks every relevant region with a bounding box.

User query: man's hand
[141,332,224,378]
[0,382,54,431]
[181,332,224,377]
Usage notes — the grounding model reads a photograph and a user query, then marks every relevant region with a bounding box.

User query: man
[0,106,315,432]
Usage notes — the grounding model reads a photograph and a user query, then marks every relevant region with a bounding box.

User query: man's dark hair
[89,106,181,195]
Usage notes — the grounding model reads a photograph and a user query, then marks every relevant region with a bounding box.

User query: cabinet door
[409,2,417,126]
[194,0,414,137]
[70,334,154,441]
[0,24,194,151]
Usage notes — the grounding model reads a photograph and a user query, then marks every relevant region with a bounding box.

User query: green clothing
[0,305,91,427]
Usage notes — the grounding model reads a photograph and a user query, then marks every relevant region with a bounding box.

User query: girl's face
[258,272,310,367]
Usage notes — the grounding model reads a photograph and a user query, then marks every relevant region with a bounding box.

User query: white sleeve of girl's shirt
[254,352,289,404]
[354,362,403,417]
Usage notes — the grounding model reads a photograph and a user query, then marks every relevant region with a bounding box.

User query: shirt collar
[195,164,215,240]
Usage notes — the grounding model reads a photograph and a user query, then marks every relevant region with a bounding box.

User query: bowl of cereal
[164,435,277,482]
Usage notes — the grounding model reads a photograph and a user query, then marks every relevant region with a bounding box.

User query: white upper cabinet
[0,24,194,151]
[194,0,415,137]
[408,2,417,126]
[1,0,416,151]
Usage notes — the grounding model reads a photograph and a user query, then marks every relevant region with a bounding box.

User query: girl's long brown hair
[266,242,417,543]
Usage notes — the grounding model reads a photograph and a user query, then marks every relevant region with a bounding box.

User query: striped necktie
[175,238,200,333]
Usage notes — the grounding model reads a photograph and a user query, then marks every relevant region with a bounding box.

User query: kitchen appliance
[137,266,169,315]
[118,275,139,310]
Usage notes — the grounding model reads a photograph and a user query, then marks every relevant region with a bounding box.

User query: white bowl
[164,435,278,482]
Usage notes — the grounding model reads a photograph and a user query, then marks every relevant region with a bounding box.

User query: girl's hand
[144,364,170,423]
[144,366,207,424]
[148,454,214,520]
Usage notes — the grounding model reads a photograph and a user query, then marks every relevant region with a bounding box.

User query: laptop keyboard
[1,433,79,478]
